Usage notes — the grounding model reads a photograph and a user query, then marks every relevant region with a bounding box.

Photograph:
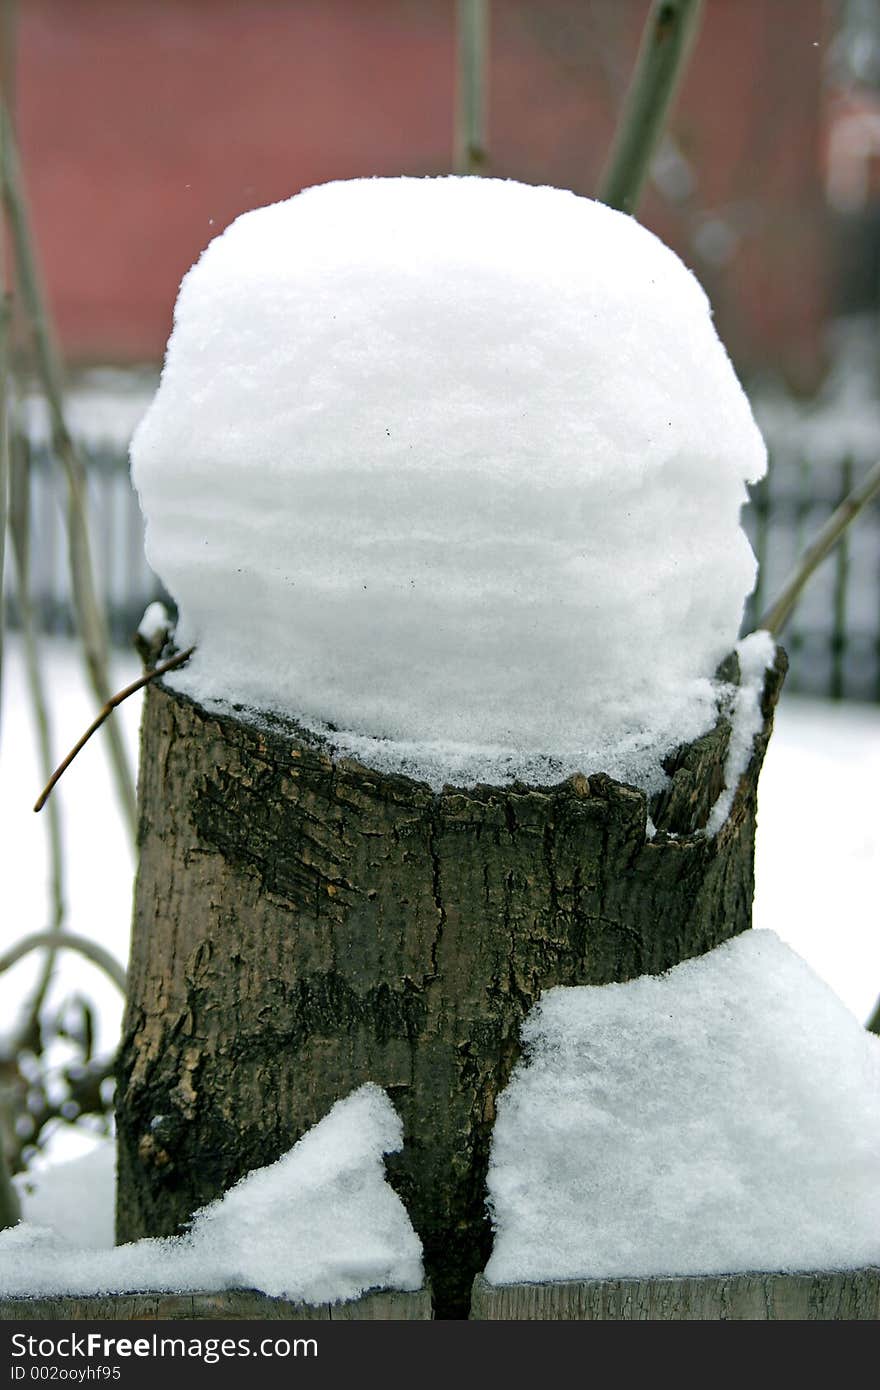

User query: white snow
[705,628,776,836]
[132,175,764,793]
[752,696,880,1019]
[0,1085,424,1303]
[14,1139,115,1250]
[136,601,171,647]
[485,930,880,1285]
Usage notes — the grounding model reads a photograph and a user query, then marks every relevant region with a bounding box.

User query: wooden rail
[3,1271,879,1320]
[470,1269,880,1320]
[0,1287,433,1321]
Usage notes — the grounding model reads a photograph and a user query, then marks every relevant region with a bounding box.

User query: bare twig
[9,429,66,1050]
[0,930,126,995]
[35,646,195,813]
[0,83,9,715]
[0,100,137,837]
[756,459,880,637]
[11,434,63,923]
[599,0,704,215]
[454,0,489,175]
[3,1052,116,1173]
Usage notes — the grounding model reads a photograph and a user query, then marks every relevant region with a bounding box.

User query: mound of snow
[132,175,764,792]
[14,1138,116,1250]
[485,930,880,1283]
[0,1085,423,1303]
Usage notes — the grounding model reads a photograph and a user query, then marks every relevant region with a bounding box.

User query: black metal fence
[744,452,880,702]
[7,435,880,703]
[8,440,167,647]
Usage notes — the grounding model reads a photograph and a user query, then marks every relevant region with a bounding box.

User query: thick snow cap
[132,176,766,791]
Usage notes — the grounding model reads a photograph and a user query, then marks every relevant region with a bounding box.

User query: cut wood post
[469,1269,880,1320]
[117,648,786,1319]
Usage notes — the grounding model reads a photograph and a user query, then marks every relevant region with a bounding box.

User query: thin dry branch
[454,0,489,174]
[9,430,67,1049]
[0,929,127,995]
[4,1053,116,1173]
[0,100,137,836]
[756,458,880,637]
[34,646,195,814]
[11,434,63,923]
[599,0,704,215]
[0,87,9,712]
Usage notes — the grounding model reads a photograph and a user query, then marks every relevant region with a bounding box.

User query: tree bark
[117,648,786,1319]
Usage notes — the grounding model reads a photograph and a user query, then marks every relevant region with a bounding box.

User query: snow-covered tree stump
[116,647,785,1319]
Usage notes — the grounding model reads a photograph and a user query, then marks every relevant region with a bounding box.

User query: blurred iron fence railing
[743,451,880,702]
[5,439,880,702]
[6,439,168,648]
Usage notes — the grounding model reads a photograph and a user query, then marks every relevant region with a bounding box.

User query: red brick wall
[13,0,829,383]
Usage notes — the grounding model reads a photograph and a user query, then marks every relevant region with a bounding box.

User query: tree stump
[117,648,786,1319]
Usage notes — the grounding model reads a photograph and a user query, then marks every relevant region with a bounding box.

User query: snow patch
[704,629,777,836]
[485,930,880,1284]
[136,601,171,647]
[0,1086,423,1303]
[14,1139,116,1251]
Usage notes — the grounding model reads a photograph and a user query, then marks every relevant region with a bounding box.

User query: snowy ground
[1,635,878,1165]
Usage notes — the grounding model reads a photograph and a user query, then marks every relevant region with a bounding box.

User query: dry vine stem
[454,0,489,175]
[757,457,880,637]
[33,647,195,813]
[1,100,137,835]
[0,929,127,995]
[599,0,704,214]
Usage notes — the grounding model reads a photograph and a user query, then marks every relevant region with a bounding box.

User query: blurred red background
[12,0,830,384]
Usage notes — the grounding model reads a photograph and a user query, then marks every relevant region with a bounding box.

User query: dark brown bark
[117,648,786,1319]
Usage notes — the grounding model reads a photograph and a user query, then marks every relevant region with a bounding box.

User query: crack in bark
[426,816,446,985]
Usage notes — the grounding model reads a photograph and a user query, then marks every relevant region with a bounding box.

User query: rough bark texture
[0,1288,432,1320]
[117,648,786,1319]
[470,1270,880,1320]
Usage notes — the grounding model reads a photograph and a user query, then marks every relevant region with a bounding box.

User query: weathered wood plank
[0,1286,432,1321]
[470,1270,880,1320]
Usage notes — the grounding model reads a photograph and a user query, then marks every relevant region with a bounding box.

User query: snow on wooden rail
[2,1273,878,1320]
